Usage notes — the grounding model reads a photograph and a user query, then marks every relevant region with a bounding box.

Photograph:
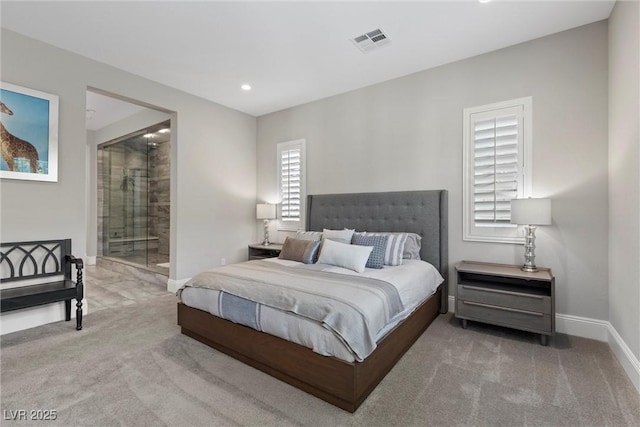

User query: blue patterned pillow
[351,234,388,269]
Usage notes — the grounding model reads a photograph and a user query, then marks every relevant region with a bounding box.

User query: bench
[1,239,84,330]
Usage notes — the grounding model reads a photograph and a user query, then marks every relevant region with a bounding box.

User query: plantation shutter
[280,147,301,221]
[471,106,523,227]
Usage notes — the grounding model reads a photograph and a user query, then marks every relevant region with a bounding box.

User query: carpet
[1,294,639,426]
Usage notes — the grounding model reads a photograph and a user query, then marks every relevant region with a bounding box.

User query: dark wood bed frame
[178,190,448,412]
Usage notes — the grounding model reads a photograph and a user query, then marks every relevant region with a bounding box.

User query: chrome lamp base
[521,224,538,272]
[262,218,271,246]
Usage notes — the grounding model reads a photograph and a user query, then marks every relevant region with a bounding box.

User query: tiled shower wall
[149,139,170,256]
[97,136,170,263]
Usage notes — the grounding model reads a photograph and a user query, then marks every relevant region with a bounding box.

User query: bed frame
[178,190,448,412]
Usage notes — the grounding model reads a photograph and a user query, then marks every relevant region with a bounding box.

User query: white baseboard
[608,323,640,393]
[86,256,97,266]
[447,295,639,394]
[555,313,610,342]
[167,277,190,293]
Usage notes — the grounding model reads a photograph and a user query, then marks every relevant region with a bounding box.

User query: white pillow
[295,230,323,241]
[322,228,355,244]
[317,239,373,273]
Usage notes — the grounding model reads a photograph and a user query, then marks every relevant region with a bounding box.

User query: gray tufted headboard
[307,190,448,311]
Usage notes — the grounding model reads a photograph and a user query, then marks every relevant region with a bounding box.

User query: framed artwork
[0,82,59,182]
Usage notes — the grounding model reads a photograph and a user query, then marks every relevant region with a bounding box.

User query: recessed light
[158,128,170,134]
[478,0,491,3]
[241,84,252,91]
[144,133,154,138]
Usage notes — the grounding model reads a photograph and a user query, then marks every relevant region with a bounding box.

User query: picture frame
[0,82,59,182]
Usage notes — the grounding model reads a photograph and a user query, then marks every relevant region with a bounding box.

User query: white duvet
[179,258,443,362]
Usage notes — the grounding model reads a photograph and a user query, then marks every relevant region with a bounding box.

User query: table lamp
[510,198,551,272]
[256,203,276,246]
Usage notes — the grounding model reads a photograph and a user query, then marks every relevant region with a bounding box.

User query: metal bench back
[0,239,72,283]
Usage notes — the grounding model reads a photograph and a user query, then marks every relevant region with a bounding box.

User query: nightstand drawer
[457,284,551,314]
[457,300,552,334]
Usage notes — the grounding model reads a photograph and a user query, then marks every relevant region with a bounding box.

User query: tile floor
[85,262,171,312]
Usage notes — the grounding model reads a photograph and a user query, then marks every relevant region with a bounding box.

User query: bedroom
[0,0,638,424]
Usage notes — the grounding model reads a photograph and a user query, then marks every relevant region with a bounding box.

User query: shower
[97,120,170,274]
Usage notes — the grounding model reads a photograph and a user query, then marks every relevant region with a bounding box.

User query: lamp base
[521,225,538,273]
[520,265,539,273]
[262,218,270,246]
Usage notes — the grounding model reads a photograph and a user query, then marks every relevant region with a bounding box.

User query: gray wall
[608,1,640,361]
[1,29,256,333]
[257,22,609,322]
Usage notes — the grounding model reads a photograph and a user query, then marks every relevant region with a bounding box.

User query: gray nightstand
[248,243,283,260]
[455,261,555,345]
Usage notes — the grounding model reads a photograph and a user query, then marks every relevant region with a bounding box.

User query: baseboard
[167,277,190,293]
[555,313,609,342]
[447,295,639,394]
[608,323,640,393]
[86,256,97,266]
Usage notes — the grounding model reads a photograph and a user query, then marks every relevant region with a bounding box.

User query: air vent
[351,28,390,53]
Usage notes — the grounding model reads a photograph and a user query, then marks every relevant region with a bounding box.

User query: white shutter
[280,147,301,221]
[277,139,306,229]
[472,112,521,227]
[463,97,532,243]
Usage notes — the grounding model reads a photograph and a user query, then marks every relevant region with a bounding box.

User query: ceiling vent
[351,28,390,53]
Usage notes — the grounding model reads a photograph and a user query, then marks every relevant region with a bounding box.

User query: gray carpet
[1,294,639,426]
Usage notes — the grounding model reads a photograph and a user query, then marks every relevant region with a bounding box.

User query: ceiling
[2,1,614,118]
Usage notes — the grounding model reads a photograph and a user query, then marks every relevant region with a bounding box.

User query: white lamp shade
[256,203,276,219]
[510,198,551,225]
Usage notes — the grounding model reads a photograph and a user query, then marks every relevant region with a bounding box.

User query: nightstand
[248,243,283,260]
[455,261,555,346]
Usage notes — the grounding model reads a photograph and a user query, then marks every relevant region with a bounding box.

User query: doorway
[87,90,171,277]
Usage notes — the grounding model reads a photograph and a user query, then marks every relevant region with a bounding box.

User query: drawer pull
[462,301,544,317]
[461,285,545,299]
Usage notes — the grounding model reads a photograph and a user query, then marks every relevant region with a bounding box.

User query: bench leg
[65,300,72,321]
[76,300,83,330]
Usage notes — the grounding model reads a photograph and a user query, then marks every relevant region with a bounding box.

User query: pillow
[403,233,422,260]
[322,228,355,244]
[316,239,373,273]
[278,237,321,264]
[355,232,409,266]
[294,230,323,241]
[351,234,388,269]
[365,232,421,260]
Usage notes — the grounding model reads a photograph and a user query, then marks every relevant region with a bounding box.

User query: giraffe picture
[0,82,58,182]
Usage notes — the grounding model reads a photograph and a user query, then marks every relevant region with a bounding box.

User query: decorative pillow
[322,228,355,244]
[351,234,388,269]
[365,232,421,259]
[278,237,321,264]
[355,232,409,266]
[294,230,323,241]
[316,239,373,273]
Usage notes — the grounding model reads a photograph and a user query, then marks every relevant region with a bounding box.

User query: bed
[177,190,448,412]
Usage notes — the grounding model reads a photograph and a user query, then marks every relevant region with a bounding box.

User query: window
[463,97,532,243]
[277,139,306,230]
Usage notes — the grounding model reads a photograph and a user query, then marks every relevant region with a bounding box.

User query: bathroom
[96,120,171,276]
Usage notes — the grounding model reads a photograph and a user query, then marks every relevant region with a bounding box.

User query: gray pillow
[279,237,321,264]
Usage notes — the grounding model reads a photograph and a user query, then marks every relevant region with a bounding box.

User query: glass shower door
[101,134,149,266]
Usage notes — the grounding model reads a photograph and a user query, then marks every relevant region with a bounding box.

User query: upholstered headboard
[307,190,448,312]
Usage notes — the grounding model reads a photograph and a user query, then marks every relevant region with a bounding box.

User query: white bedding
[179,258,443,362]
